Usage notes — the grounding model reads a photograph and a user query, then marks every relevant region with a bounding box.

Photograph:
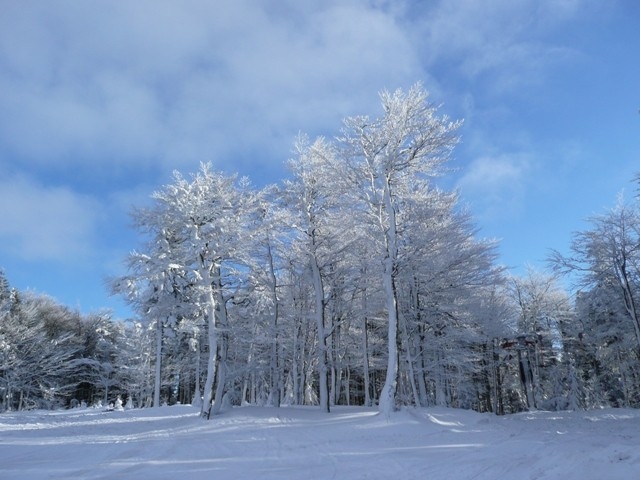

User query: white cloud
[0,0,425,178]
[0,173,100,263]
[0,0,608,195]
[457,154,533,220]
[412,0,596,94]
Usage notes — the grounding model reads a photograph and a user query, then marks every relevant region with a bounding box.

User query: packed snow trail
[1,405,640,479]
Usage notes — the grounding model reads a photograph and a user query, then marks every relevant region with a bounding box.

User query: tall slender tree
[283,136,348,413]
[114,163,256,418]
[338,84,461,416]
[550,198,640,354]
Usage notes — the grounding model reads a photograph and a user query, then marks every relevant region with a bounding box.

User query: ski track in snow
[1,405,640,479]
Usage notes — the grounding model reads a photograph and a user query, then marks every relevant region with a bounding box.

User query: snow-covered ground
[1,404,639,479]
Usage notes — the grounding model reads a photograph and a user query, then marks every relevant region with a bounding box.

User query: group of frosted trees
[0,272,137,411]
[109,84,640,416]
[114,85,506,417]
[4,85,640,414]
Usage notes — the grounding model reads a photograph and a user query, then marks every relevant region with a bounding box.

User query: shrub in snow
[125,396,134,410]
[220,392,233,413]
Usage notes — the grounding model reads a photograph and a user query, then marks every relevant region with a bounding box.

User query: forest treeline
[2,85,640,416]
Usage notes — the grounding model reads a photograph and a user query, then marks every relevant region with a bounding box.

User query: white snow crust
[1,405,639,479]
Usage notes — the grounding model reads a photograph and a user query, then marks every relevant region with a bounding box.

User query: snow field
[1,405,639,479]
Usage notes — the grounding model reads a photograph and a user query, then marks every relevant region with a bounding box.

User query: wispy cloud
[412,0,599,95]
[0,173,100,263]
[0,0,425,179]
[457,154,533,220]
[0,0,606,186]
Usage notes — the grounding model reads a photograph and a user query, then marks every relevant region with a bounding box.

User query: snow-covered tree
[504,269,574,410]
[0,291,83,410]
[240,189,289,407]
[282,136,351,413]
[112,217,193,407]
[394,193,505,410]
[115,163,258,418]
[337,83,461,416]
[551,198,640,353]
[550,197,640,406]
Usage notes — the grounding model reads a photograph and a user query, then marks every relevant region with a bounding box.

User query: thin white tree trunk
[153,317,162,408]
[360,277,372,407]
[201,265,218,419]
[379,262,399,416]
[399,312,421,407]
[192,336,202,408]
[329,318,336,406]
[417,357,429,407]
[362,313,371,407]
[434,351,447,407]
[292,320,300,405]
[310,252,330,413]
[413,279,429,407]
[242,324,258,405]
[379,179,400,417]
[266,241,281,407]
[211,267,229,416]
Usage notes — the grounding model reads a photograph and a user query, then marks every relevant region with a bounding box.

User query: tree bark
[153,317,162,408]
[211,266,229,416]
[379,178,400,417]
[310,251,330,413]
[201,264,218,419]
[362,307,371,407]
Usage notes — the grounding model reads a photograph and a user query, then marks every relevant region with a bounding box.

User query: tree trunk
[211,268,229,416]
[264,241,281,407]
[518,347,536,410]
[362,313,371,407]
[360,273,372,407]
[616,259,640,354]
[399,312,421,407]
[192,334,202,408]
[292,318,301,405]
[310,252,330,413]
[379,258,400,416]
[417,330,429,406]
[201,265,218,419]
[379,179,400,417]
[153,317,162,408]
[242,323,258,405]
[434,349,447,406]
[491,339,502,415]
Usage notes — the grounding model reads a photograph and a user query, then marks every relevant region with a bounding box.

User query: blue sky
[0,0,638,319]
